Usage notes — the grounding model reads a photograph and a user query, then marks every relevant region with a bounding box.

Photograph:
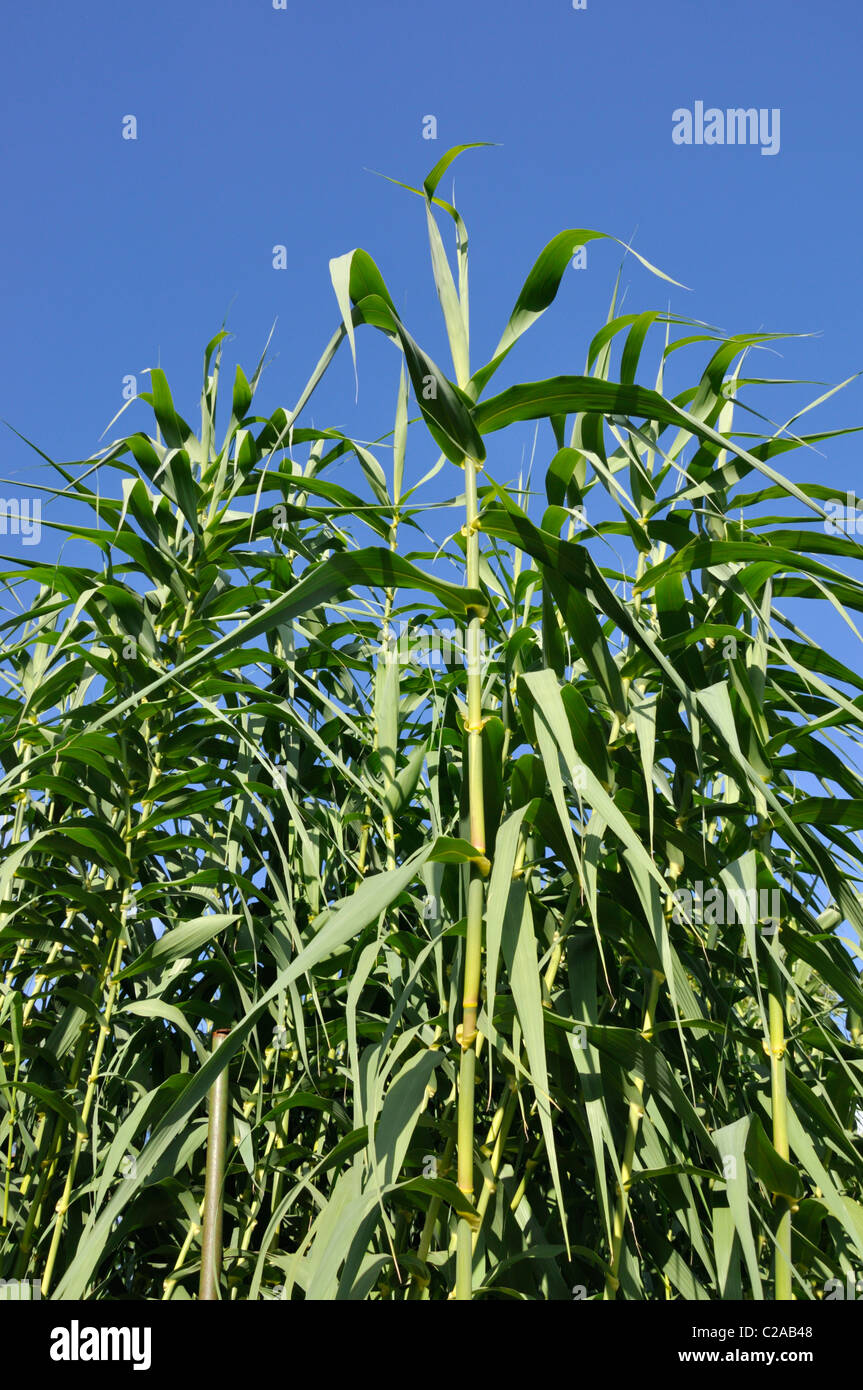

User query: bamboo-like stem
[455,454,486,1302]
[755,781,794,1300]
[767,943,793,1300]
[604,968,662,1300]
[198,1027,231,1300]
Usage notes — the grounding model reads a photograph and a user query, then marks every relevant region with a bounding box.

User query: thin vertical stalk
[455,454,486,1301]
[758,776,793,1299]
[199,1027,231,1301]
[767,944,793,1300]
[379,464,401,873]
[381,577,398,876]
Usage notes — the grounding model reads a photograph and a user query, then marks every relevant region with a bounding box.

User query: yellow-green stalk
[455,454,486,1301]
[198,1027,231,1300]
[767,941,793,1299]
[757,764,793,1299]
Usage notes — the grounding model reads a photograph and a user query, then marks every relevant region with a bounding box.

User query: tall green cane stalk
[455,456,486,1301]
[767,941,793,1300]
[199,1028,231,1300]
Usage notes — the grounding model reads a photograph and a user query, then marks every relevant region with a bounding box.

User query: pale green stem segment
[455,455,486,1302]
[768,945,793,1300]
[199,1028,231,1300]
[759,795,794,1301]
[605,969,663,1300]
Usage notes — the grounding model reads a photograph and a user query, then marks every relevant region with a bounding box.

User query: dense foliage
[2,148,862,1300]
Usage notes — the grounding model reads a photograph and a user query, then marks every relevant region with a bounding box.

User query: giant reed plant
[1,147,862,1300]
